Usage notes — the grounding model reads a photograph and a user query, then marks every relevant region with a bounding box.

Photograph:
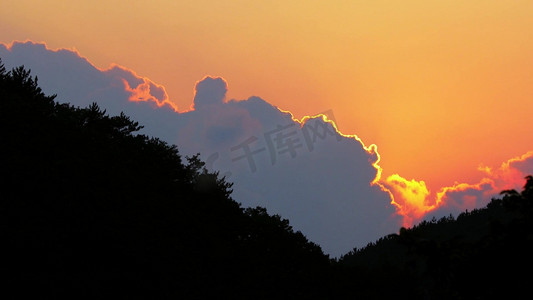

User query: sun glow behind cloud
[382,152,533,227]
[1,1,533,196]
[286,111,533,228]
[236,106,533,228]
[271,108,533,228]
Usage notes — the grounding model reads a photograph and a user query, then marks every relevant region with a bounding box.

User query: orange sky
[2,0,533,195]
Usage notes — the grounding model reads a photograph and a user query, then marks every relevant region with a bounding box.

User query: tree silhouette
[523,175,533,198]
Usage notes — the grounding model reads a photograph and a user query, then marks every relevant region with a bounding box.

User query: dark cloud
[412,152,533,224]
[0,41,402,257]
[425,179,494,221]
[193,76,228,110]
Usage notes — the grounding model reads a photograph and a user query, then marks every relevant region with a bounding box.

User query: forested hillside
[336,176,533,298]
[0,60,329,299]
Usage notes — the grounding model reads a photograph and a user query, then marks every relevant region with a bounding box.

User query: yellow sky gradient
[2,0,533,193]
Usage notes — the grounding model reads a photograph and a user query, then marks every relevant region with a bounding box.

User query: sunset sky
[2,1,533,232]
